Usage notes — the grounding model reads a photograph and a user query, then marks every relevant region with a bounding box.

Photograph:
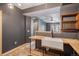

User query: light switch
[14,41,17,45]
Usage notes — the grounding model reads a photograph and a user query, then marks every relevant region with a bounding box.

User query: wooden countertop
[29,36,69,44]
[29,36,45,40]
[36,31,51,33]
[67,39,79,55]
[29,35,79,55]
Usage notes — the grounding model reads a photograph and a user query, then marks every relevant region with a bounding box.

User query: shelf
[62,21,76,23]
[62,13,78,17]
[61,13,79,32]
[61,29,79,32]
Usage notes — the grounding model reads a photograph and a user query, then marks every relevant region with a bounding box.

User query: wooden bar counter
[29,35,79,55]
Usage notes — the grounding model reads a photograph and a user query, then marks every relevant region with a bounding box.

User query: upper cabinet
[61,13,79,32]
[61,4,79,32]
[76,14,79,30]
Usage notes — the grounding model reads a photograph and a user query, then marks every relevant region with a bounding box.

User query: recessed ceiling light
[8,3,14,9]
[18,3,22,6]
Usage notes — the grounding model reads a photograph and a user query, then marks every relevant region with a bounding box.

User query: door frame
[0,10,2,55]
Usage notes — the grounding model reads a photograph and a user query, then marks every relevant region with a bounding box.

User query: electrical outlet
[14,41,17,45]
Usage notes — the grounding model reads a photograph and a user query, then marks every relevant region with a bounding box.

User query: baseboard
[2,43,26,56]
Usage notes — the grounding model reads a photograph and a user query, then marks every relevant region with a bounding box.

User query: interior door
[0,10,2,55]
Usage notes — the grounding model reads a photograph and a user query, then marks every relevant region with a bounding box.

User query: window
[50,23,61,33]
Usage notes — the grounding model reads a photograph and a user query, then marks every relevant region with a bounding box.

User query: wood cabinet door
[76,14,79,29]
[76,14,79,21]
[0,10,2,55]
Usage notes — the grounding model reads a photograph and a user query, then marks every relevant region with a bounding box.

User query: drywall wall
[0,4,25,53]
[60,3,79,15]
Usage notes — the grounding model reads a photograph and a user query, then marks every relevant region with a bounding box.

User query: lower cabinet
[64,44,78,56]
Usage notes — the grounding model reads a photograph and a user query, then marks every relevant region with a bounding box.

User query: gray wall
[0,4,25,53]
[60,3,79,15]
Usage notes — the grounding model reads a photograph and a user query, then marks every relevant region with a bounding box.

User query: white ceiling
[23,6,61,23]
[23,6,60,17]
[14,3,44,9]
